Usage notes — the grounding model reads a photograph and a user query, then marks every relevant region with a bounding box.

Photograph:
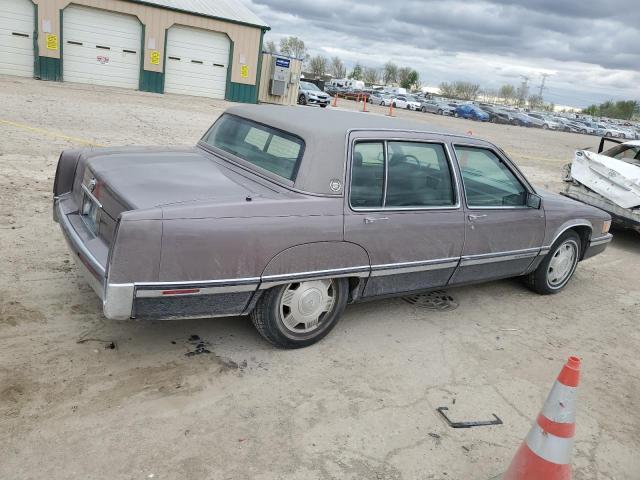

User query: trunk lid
[78,147,263,219]
[571,150,640,209]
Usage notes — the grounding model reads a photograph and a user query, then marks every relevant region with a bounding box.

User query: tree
[582,99,639,120]
[383,61,398,84]
[407,69,420,90]
[438,82,456,98]
[528,94,544,109]
[264,40,277,54]
[350,63,363,80]
[307,55,328,78]
[330,56,346,78]
[397,67,411,89]
[363,66,380,85]
[498,84,516,104]
[453,81,480,100]
[279,36,307,60]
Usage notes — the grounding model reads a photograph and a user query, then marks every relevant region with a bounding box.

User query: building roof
[129,0,269,28]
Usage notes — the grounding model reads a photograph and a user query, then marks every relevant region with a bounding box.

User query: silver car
[298,81,330,107]
[420,99,455,115]
[53,106,612,348]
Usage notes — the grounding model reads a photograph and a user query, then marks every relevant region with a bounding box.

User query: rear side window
[603,144,640,166]
[202,114,304,181]
[386,142,455,207]
[350,142,384,208]
[350,141,456,209]
[455,146,527,207]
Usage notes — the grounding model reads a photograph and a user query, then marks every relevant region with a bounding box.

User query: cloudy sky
[241,0,640,107]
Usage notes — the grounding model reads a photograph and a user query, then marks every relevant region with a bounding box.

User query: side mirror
[527,193,542,209]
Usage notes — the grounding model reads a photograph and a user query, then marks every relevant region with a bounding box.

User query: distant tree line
[582,100,638,120]
[438,81,554,111]
[264,37,420,89]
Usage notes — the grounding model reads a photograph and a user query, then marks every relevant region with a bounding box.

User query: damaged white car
[563,138,640,232]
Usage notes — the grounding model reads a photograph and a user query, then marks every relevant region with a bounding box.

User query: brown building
[0,0,269,103]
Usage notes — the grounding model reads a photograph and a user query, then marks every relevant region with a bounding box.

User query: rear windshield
[202,114,304,181]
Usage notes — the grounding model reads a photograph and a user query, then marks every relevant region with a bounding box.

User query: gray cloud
[244,0,640,106]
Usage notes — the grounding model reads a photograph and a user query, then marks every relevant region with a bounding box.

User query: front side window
[202,114,304,181]
[350,141,456,209]
[455,146,527,207]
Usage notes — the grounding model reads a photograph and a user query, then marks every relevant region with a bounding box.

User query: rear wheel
[454,112,459,118]
[320,103,328,108]
[421,106,427,113]
[525,231,581,295]
[298,94,307,105]
[251,278,348,348]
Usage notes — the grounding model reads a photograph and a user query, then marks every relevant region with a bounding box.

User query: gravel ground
[1,76,639,480]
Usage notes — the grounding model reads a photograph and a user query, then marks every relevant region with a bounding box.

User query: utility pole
[518,75,530,106]
[538,73,549,98]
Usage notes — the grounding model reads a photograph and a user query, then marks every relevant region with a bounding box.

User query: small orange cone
[387,102,394,117]
[502,356,580,480]
[332,94,338,107]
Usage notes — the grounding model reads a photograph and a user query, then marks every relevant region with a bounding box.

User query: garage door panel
[63,6,141,89]
[0,0,34,77]
[164,25,229,99]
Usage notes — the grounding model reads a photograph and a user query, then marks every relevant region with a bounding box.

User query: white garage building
[0,0,269,103]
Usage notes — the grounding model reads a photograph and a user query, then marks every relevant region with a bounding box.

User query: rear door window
[350,142,385,208]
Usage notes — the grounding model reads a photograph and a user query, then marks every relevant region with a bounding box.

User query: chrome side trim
[136,283,257,298]
[370,258,459,277]
[589,233,613,246]
[460,247,540,266]
[135,277,261,288]
[260,265,370,288]
[55,198,106,279]
[545,222,593,250]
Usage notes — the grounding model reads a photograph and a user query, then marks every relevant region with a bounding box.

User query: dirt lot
[1,76,639,480]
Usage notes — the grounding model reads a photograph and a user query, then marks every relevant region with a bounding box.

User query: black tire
[421,106,427,113]
[250,278,349,348]
[525,231,581,295]
[392,102,397,108]
[454,112,459,118]
[437,109,443,115]
[320,103,328,108]
[542,124,548,129]
[298,94,307,105]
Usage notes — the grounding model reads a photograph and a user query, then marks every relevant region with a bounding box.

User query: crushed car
[563,137,640,233]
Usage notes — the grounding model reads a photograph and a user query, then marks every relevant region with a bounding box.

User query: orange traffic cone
[502,356,580,480]
[332,94,338,107]
[387,102,394,117]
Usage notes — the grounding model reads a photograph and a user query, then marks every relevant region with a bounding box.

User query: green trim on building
[140,70,164,93]
[37,57,62,81]
[32,1,39,78]
[227,82,257,103]
[59,8,64,79]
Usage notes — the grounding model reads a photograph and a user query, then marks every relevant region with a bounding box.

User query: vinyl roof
[223,105,473,196]
[129,0,269,28]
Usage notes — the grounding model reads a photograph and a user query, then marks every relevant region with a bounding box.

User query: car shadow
[610,227,640,252]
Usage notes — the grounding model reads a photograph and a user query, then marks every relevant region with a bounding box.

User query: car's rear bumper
[54,195,135,320]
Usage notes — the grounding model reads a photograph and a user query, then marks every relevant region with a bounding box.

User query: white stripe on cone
[525,424,575,465]
[541,381,577,424]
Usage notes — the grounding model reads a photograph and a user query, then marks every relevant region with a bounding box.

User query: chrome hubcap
[279,280,335,333]
[547,241,577,287]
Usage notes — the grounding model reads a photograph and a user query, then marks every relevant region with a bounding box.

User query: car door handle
[468,214,487,221]
[364,216,389,224]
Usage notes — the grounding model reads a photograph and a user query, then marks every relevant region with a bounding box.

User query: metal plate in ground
[403,290,459,311]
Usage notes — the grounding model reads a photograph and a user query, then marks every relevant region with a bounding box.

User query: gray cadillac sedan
[53,106,612,348]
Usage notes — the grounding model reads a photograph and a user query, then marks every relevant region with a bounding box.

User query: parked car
[370,93,393,106]
[421,99,455,115]
[563,137,640,232]
[454,104,490,121]
[528,113,562,130]
[392,95,421,110]
[478,105,512,124]
[53,105,612,348]
[598,123,627,138]
[297,81,331,108]
[510,111,535,127]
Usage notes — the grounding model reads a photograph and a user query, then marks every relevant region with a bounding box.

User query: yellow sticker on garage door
[240,64,249,78]
[46,33,58,50]
[150,50,160,65]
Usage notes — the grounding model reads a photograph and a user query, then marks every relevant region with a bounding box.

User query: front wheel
[525,231,581,295]
[251,278,348,348]
[320,103,328,108]
[454,112,459,118]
